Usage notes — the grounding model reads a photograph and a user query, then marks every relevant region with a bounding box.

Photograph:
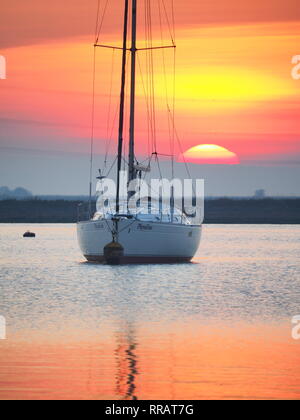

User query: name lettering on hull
[137,224,153,231]
[94,223,105,229]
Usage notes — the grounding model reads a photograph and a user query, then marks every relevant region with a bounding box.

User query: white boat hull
[77,220,202,263]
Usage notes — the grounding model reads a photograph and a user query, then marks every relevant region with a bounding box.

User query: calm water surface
[0,224,299,400]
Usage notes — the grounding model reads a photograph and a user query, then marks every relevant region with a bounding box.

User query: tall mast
[128,0,137,183]
[116,0,129,214]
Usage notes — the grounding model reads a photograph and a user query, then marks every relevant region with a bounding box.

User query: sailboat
[77,0,202,264]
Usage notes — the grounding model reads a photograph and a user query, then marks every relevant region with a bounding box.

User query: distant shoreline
[0,198,299,224]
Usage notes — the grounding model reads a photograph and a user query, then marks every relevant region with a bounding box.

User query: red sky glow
[0,0,300,167]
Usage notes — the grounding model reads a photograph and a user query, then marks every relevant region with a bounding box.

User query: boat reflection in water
[115,324,138,400]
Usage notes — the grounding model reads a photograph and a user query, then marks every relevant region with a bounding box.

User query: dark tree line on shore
[0,198,299,224]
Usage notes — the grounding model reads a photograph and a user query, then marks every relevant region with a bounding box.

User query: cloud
[1,0,300,48]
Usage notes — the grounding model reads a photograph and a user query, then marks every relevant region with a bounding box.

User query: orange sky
[0,0,300,166]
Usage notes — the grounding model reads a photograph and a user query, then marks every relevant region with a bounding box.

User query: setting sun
[180,144,240,165]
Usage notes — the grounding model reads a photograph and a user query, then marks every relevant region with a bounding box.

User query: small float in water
[23,231,36,238]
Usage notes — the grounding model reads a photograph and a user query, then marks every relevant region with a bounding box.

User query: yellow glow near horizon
[150,67,292,112]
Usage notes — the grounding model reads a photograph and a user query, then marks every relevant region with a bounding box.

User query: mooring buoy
[23,231,36,238]
[104,241,124,265]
